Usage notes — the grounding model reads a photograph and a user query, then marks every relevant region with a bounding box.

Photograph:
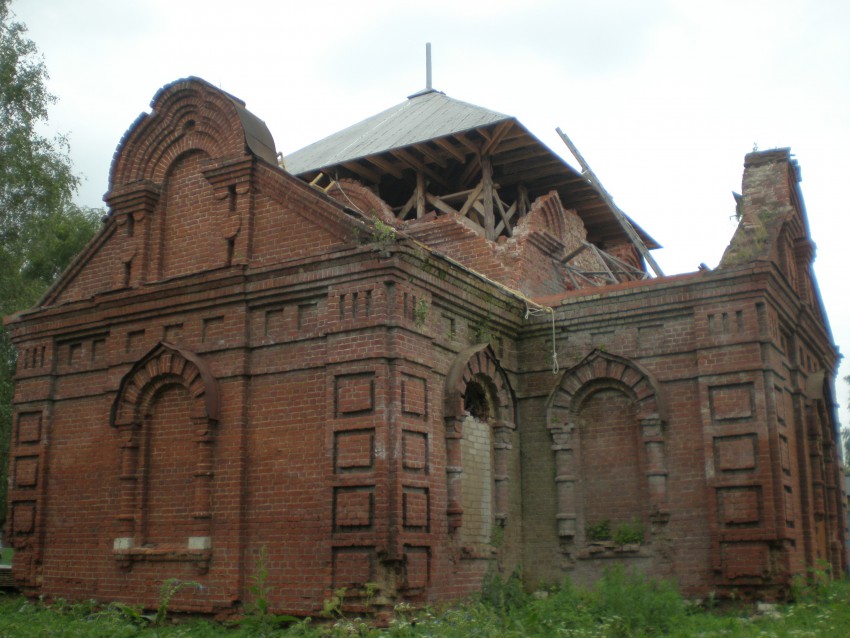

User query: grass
[0,566,848,637]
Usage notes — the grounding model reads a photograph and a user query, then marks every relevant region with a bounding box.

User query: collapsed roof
[285,88,659,252]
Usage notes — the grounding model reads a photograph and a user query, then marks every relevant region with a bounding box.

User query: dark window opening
[464,381,490,421]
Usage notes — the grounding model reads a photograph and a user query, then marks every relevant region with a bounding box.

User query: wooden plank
[455,212,486,237]
[459,181,484,219]
[415,171,426,219]
[433,137,466,162]
[588,243,617,283]
[493,193,513,237]
[397,192,416,219]
[416,142,448,168]
[364,154,404,179]
[453,132,480,154]
[556,127,663,277]
[489,135,534,154]
[561,243,588,264]
[518,183,529,217]
[341,160,381,184]
[493,200,517,236]
[391,148,451,190]
[497,161,564,185]
[481,120,513,155]
[440,188,476,203]
[481,155,495,240]
[459,154,482,186]
[426,193,460,216]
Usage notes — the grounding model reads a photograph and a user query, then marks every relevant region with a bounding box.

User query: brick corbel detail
[202,156,255,265]
[104,180,161,288]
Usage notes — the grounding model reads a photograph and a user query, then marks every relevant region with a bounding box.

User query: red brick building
[5,77,844,614]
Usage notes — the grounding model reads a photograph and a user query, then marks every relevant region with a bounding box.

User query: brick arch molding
[110,342,220,573]
[545,349,669,539]
[110,76,275,190]
[443,343,516,530]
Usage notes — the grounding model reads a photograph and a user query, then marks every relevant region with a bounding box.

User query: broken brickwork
[4,78,844,616]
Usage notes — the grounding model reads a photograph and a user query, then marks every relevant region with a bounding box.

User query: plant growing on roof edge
[371,216,397,248]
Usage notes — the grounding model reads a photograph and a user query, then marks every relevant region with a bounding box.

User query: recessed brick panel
[714,434,757,472]
[784,486,795,526]
[297,302,318,330]
[402,487,430,531]
[14,456,39,488]
[335,373,375,416]
[774,386,786,424]
[401,374,427,416]
[402,430,428,473]
[16,412,42,445]
[332,547,375,589]
[722,542,769,579]
[334,429,374,472]
[334,487,374,531]
[163,323,183,342]
[126,329,145,353]
[779,435,791,475]
[202,315,225,343]
[264,307,285,337]
[709,383,754,422]
[717,486,761,526]
[12,501,36,535]
[403,546,430,590]
[637,324,663,349]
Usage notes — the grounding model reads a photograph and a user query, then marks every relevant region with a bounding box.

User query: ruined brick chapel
[5,76,845,615]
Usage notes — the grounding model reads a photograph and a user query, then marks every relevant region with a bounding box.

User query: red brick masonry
[5,78,844,615]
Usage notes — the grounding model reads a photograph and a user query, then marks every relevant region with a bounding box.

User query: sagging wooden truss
[393,154,532,241]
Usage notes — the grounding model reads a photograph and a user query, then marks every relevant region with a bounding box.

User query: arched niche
[443,344,516,534]
[109,76,276,190]
[105,77,278,282]
[110,342,220,572]
[545,349,668,541]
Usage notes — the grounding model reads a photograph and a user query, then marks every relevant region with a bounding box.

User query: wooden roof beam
[433,137,467,163]
[415,142,449,168]
[481,120,513,156]
[453,132,480,154]
[363,154,405,180]
[340,160,382,184]
[390,148,451,190]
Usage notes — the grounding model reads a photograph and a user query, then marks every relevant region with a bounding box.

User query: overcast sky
[13,0,850,427]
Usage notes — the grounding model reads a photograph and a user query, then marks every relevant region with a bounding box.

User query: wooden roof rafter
[390,147,451,190]
[432,136,467,163]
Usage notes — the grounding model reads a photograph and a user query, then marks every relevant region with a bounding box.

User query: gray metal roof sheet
[285,90,512,175]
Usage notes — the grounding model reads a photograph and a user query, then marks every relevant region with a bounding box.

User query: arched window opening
[444,345,517,537]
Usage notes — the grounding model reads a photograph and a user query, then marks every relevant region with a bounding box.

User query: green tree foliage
[1,0,102,526]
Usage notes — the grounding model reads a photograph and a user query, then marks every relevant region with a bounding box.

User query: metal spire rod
[555,127,665,278]
[426,42,432,90]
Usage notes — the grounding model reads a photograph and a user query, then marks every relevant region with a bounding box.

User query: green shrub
[613,519,645,546]
[586,519,612,541]
[590,564,685,637]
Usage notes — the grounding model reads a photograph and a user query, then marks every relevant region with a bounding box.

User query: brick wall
[5,78,843,616]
